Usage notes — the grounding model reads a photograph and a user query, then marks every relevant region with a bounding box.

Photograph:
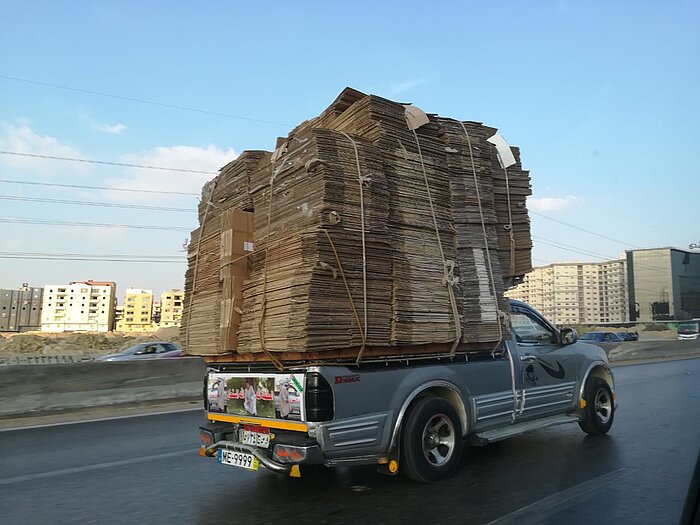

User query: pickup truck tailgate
[206,371,306,423]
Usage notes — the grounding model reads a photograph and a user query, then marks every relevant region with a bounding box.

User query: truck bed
[191,340,503,366]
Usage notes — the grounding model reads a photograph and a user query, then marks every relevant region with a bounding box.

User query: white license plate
[239,429,272,448]
[218,449,259,471]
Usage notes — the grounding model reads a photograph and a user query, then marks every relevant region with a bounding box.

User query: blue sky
[1,0,698,298]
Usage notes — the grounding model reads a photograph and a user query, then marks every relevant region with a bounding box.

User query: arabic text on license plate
[239,429,271,448]
[218,449,259,471]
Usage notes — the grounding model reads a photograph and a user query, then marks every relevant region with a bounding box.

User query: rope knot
[304,158,327,171]
[442,260,459,287]
[359,173,372,187]
[317,261,338,279]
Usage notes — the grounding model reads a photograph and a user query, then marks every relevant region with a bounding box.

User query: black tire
[578,377,615,435]
[400,396,463,483]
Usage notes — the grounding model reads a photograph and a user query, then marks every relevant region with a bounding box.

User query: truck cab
[198,300,616,482]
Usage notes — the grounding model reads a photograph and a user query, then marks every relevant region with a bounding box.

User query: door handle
[520,354,537,363]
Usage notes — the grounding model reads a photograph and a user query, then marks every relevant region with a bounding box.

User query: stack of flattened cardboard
[490,147,533,280]
[183,152,263,354]
[235,128,393,353]
[322,95,460,345]
[435,118,509,343]
[181,88,532,359]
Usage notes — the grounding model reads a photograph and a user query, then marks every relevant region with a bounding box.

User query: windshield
[121,345,144,355]
[678,322,700,334]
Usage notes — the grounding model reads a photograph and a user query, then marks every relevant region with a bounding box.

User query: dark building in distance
[627,248,700,322]
[0,284,43,332]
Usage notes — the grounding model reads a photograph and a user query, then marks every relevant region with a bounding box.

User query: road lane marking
[485,467,636,525]
[0,407,203,433]
[0,449,197,485]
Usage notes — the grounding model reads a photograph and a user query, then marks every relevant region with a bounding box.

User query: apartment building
[159,289,184,327]
[116,288,156,333]
[627,247,700,321]
[41,281,116,332]
[0,284,43,332]
[506,260,628,325]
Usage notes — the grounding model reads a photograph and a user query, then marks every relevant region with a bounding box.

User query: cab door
[510,305,578,418]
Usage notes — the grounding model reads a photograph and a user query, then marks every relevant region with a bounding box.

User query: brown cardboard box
[220,209,254,351]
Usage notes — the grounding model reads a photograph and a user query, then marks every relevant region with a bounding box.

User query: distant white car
[97,342,183,361]
[677,320,699,340]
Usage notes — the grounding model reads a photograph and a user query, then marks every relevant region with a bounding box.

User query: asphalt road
[1,358,698,525]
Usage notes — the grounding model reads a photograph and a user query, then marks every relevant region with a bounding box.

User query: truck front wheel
[400,397,463,483]
[578,377,615,435]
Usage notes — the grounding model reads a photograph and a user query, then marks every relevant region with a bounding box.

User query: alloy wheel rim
[422,413,455,467]
[594,388,612,424]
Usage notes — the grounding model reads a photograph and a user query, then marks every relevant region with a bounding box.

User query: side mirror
[560,328,578,345]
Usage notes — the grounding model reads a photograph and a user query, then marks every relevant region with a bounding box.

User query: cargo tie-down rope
[458,122,505,348]
[258,156,287,371]
[319,228,367,361]
[463,124,520,418]
[408,122,462,357]
[485,133,518,278]
[340,132,369,365]
[504,166,516,277]
[184,178,219,353]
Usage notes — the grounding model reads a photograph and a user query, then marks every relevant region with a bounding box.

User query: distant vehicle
[579,331,624,343]
[617,332,639,341]
[677,320,700,341]
[97,342,183,361]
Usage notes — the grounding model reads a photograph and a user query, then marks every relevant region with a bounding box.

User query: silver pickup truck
[199,300,616,482]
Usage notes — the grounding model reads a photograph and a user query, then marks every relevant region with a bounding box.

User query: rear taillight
[203,373,209,411]
[305,372,334,421]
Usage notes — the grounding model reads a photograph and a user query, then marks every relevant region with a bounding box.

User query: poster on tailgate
[207,373,305,421]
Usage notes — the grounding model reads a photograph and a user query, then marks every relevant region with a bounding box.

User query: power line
[0,255,184,263]
[0,74,291,127]
[0,194,195,212]
[533,236,671,276]
[0,178,199,196]
[534,237,612,261]
[0,216,191,231]
[0,150,219,175]
[530,210,644,249]
[532,236,620,261]
[0,251,183,259]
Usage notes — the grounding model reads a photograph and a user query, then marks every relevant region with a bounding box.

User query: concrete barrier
[608,339,700,363]
[0,358,205,418]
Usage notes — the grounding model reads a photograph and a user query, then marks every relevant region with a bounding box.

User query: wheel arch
[578,361,615,406]
[390,381,468,448]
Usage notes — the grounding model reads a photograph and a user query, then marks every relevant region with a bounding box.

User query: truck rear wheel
[400,397,463,483]
[578,377,615,435]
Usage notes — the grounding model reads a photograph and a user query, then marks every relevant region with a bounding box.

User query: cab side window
[511,312,555,344]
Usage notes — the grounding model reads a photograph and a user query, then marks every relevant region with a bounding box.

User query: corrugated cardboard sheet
[182,88,532,359]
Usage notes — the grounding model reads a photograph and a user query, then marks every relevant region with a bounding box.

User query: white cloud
[77,113,127,135]
[94,122,127,135]
[528,195,580,213]
[103,144,237,204]
[386,78,431,96]
[0,123,90,174]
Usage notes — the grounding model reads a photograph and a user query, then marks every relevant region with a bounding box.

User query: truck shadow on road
[193,426,624,525]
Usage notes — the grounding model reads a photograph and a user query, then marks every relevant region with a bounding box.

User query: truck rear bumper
[205,440,326,474]
[199,422,325,474]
